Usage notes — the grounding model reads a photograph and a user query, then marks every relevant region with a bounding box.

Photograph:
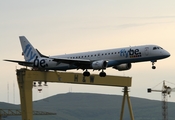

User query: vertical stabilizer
[19,36,40,62]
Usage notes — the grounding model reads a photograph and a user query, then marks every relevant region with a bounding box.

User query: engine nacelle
[91,60,108,70]
[113,63,132,71]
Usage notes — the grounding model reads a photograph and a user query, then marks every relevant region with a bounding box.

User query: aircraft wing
[4,57,92,69]
[4,59,33,66]
[51,57,91,65]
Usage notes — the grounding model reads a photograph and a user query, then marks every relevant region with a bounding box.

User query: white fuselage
[41,44,170,70]
[4,36,171,77]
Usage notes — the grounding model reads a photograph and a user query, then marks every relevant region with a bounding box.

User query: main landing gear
[83,70,90,77]
[99,70,106,77]
[83,70,106,77]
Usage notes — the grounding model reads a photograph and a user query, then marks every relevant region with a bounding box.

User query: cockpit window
[153,46,163,50]
[153,47,157,50]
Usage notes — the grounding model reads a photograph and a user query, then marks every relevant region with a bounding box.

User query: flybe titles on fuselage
[120,48,142,58]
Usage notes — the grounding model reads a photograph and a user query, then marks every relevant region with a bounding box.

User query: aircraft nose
[164,50,170,58]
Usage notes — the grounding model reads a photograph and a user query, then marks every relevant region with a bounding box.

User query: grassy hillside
[1,93,175,120]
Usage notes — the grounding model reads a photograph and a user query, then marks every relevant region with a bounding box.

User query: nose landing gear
[151,61,156,69]
[152,65,156,69]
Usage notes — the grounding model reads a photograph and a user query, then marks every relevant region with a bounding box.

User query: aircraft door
[97,53,101,59]
[145,47,149,56]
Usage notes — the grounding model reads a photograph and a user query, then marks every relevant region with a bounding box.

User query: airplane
[4,36,170,77]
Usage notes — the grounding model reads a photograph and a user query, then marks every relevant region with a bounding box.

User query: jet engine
[113,63,132,71]
[91,60,108,70]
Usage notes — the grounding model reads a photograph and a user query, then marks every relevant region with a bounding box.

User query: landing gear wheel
[152,66,156,69]
[83,71,90,77]
[99,72,106,77]
[151,61,156,70]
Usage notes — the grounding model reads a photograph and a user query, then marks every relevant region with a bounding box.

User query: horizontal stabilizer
[4,59,33,66]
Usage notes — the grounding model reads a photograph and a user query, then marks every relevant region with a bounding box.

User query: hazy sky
[1,1,175,104]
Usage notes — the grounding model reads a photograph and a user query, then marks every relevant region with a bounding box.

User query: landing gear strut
[152,61,156,69]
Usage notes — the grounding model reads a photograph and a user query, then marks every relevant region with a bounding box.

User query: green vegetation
[1,93,175,120]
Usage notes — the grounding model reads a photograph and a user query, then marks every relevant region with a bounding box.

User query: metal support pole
[16,69,33,120]
[120,87,134,120]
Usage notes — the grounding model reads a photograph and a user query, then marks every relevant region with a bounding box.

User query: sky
[0,0,175,104]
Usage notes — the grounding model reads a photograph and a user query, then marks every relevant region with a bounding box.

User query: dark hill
[1,93,175,120]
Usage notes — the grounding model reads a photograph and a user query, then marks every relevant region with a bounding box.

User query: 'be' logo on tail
[23,44,36,62]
